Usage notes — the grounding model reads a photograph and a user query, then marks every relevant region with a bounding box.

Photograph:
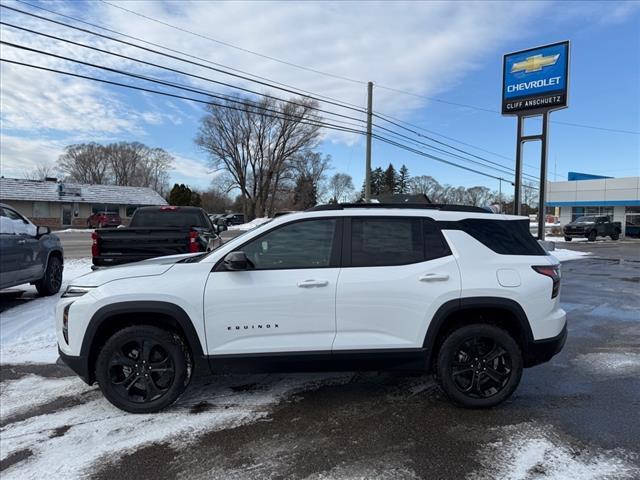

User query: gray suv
[0,203,64,296]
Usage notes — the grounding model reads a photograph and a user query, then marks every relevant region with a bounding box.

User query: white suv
[57,204,566,413]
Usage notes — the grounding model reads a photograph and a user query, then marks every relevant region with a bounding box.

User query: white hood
[71,253,199,287]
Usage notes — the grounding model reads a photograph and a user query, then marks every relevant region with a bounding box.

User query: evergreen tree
[382,163,397,194]
[292,174,317,210]
[396,165,410,194]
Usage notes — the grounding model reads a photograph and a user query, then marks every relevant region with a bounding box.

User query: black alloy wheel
[96,326,191,413]
[588,230,597,241]
[436,324,522,408]
[35,256,63,296]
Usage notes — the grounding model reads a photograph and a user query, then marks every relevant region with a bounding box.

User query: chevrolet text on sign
[502,41,570,115]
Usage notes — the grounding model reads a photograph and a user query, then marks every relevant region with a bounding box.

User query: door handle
[297,279,329,288]
[419,273,449,282]
[17,239,26,245]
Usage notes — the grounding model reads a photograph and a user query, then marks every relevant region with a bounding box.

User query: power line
[1,58,520,184]
[0,21,368,127]
[3,2,366,113]
[92,0,638,135]
[0,58,365,136]
[99,0,367,86]
[0,12,536,179]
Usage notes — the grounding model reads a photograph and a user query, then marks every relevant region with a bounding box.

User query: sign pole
[537,111,550,240]
[514,115,524,216]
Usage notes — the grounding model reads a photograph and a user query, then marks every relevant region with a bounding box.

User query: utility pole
[364,81,373,202]
[498,178,503,212]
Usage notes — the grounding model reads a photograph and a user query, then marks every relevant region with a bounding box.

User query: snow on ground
[227,217,270,231]
[0,375,90,419]
[54,228,95,233]
[0,373,352,479]
[573,352,640,378]
[469,423,639,480]
[550,249,591,262]
[546,235,589,243]
[0,259,92,364]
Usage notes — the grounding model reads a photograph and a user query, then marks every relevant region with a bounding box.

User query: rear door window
[350,217,424,267]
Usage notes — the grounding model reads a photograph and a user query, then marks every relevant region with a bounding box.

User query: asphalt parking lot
[1,240,639,478]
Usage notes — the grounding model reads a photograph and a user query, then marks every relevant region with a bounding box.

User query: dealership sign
[502,41,570,115]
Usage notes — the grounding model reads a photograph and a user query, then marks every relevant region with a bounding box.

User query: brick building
[0,177,167,229]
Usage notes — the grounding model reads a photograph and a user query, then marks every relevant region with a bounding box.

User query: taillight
[533,265,561,298]
[189,230,200,253]
[91,232,99,257]
[160,206,178,211]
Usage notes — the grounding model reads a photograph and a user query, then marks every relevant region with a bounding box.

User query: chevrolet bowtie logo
[511,54,560,74]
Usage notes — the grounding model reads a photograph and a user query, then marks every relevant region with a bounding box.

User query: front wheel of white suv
[435,324,523,408]
[96,326,192,413]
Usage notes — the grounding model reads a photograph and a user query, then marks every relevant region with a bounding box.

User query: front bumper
[58,347,93,385]
[524,323,567,367]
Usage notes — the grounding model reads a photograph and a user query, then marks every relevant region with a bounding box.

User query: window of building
[92,204,120,214]
[571,206,614,222]
[351,217,424,267]
[242,219,337,270]
[125,205,140,217]
[625,206,640,237]
[33,202,50,218]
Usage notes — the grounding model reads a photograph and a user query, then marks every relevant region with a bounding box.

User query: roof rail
[307,203,490,213]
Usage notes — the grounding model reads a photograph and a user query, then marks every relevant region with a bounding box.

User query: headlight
[61,286,94,298]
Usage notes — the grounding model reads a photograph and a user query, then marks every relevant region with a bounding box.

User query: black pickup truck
[92,206,222,267]
[563,215,622,241]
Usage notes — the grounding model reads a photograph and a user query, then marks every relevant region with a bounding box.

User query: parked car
[563,215,622,241]
[92,206,222,267]
[222,213,245,226]
[87,211,122,229]
[0,203,64,296]
[58,203,566,413]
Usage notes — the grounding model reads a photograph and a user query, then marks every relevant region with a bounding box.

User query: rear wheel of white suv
[96,326,192,413]
[435,324,522,408]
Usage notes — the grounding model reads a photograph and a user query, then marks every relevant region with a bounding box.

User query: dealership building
[0,177,167,229]
[546,172,640,237]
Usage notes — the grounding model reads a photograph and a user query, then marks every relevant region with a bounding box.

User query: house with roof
[0,177,167,229]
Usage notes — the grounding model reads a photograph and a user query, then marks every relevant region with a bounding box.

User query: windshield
[131,210,207,228]
[198,219,273,261]
[574,216,597,223]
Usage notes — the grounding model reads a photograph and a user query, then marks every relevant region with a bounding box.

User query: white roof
[0,177,167,206]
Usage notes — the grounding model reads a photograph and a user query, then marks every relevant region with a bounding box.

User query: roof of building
[0,177,168,206]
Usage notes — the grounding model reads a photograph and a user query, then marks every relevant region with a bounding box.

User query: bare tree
[196,96,322,219]
[58,143,110,184]
[465,186,492,207]
[327,173,354,203]
[23,162,59,181]
[57,142,173,194]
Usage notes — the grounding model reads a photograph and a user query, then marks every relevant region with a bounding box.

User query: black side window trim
[343,216,452,268]
[214,216,343,272]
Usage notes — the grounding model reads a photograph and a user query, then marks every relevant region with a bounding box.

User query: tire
[435,324,523,408]
[96,325,192,413]
[587,230,597,242]
[610,231,620,241]
[564,236,572,242]
[35,256,63,296]
[87,220,92,228]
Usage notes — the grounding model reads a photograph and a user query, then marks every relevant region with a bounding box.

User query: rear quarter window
[444,218,546,256]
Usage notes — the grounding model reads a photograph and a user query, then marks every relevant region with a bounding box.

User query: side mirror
[36,226,51,237]
[223,251,250,271]
[217,223,228,232]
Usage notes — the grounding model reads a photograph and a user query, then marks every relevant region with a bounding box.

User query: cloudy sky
[1,0,638,194]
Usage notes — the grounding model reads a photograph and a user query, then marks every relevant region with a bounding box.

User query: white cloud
[0,135,65,178]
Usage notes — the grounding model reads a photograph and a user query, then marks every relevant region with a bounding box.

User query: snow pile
[551,249,591,262]
[469,423,639,480]
[546,236,589,243]
[0,259,92,364]
[54,228,95,233]
[573,352,640,378]
[0,373,352,479]
[227,217,270,231]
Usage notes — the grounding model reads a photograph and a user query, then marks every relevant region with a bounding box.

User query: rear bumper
[524,323,567,367]
[58,347,93,385]
[562,230,587,238]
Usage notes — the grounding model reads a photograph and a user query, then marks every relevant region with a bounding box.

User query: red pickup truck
[87,211,122,229]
